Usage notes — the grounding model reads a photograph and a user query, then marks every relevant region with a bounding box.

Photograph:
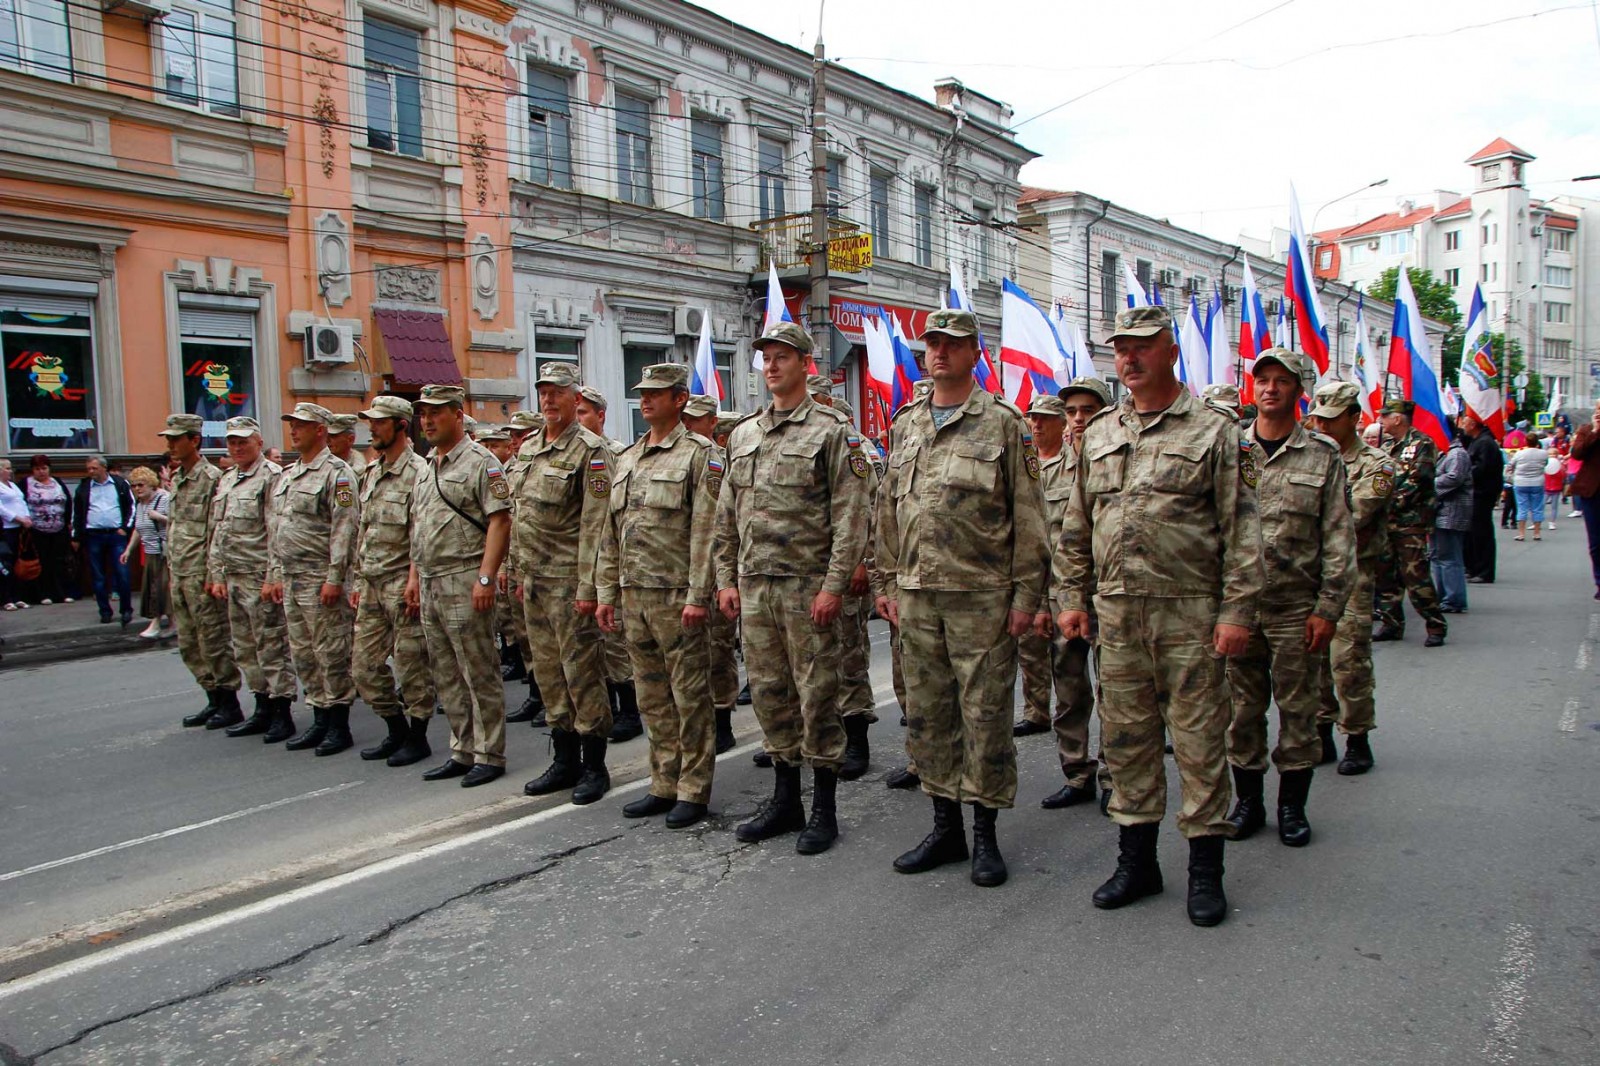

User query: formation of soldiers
[156,299,1442,927]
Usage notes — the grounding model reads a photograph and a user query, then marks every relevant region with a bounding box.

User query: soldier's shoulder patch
[846,431,862,449]
[1372,462,1396,498]
[848,451,870,478]
[706,454,725,497]
[1239,439,1260,489]
[587,455,610,498]
[1024,451,1040,480]
[333,470,354,508]
[487,462,510,500]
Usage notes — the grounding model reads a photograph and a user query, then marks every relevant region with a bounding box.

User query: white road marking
[1577,643,1591,672]
[0,743,763,1001]
[1588,613,1599,643]
[1481,922,1536,1064]
[1557,700,1579,735]
[0,783,363,884]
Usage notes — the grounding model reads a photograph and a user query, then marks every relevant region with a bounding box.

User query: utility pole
[808,36,831,372]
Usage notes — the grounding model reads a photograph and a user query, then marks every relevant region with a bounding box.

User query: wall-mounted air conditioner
[305,323,355,366]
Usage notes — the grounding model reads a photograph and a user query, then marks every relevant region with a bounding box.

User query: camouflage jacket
[509,421,613,599]
[1243,422,1355,621]
[267,448,359,586]
[206,456,281,583]
[355,445,427,582]
[410,437,511,579]
[1384,427,1438,533]
[166,457,223,578]
[1037,446,1073,611]
[1339,437,1396,570]
[596,422,719,608]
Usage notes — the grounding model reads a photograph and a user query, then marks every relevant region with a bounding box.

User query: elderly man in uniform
[1373,399,1446,647]
[1309,380,1394,776]
[268,403,360,756]
[597,365,720,827]
[516,363,617,804]
[350,395,437,767]
[327,413,368,479]
[502,410,546,718]
[407,385,512,785]
[1224,350,1354,849]
[1201,383,1243,422]
[160,413,242,729]
[714,321,870,854]
[682,393,739,753]
[209,417,299,742]
[1056,305,1264,926]
[878,308,1047,888]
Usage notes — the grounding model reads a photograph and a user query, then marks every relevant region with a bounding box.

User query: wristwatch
[478,575,492,588]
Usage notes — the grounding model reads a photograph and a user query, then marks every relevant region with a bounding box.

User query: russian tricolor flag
[1286,184,1331,374]
[1238,256,1271,406]
[1386,268,1451,450]
[886,310,922,409]
[950,262,1001,394]
[690,307,723,406]
[1000,279,1069,410]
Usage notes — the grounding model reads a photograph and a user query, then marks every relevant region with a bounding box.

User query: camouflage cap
[1252,347,1312,386]
[508,409,545,431]
[576,386,607,410]
[413,384,466,407]
[1201,383,1242,410]
[326,413,359,435]
[360,394,414,421]
[683,393,718,418]
[463,414,479,431]
[715,412,743,436]
[224,415,262,438]
[282,402,332,425]
[806,374,834,398]
[535,362,580,388]
[1027,394,1067,417]
[1059,376,1112,408]
[633,362,689,391]
[157,413,205,437]
[1382,398,1416,417]
[475,424,511,442]
[1106,305,1173,341]
[921,308,978,340]
[1309,379,1363,419]
[752,320,814,354]
[832,397,855,419]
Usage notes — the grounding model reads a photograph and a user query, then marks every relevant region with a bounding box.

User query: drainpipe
[1084,196,1111,375]
[1331,282,1354,377]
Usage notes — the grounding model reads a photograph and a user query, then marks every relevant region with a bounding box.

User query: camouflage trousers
[707,611,737,709]
[738,574,845,770]
[622,587,715,804]
[170,570,237,691]
[1375,529,1447,637]
[1226,605,1328,774]
[1050,635,1103,789]
[1318,568,1377,736]
[890,621,917,777]
[899,588,1018,810]
[225,574,296,699]
[1095,594,1232,838]
[283,573,356,708]
[837,593,877,722]
[352,571,435,721]
[604,624,634,684]
[520,575,611,738]
[497,588,531,668]
[1017,632,1053,727]
[420,569,505,767]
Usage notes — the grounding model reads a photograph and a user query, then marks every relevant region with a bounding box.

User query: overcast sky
[698,0,1600,246]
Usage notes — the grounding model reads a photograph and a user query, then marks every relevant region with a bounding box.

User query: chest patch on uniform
[1239,440,1260,489]
[849,452,869,478]
[587,456,610,498]
[334,472,354,508]
[1372,466,1395,498]
[487,464,509,500]
[1401,443,1419,462]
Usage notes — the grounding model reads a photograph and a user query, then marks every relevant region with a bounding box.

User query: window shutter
[179,308,253,339]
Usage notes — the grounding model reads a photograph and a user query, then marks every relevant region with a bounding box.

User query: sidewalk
[0,597,168,669]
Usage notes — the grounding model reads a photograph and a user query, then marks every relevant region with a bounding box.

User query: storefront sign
[829,298,930,345]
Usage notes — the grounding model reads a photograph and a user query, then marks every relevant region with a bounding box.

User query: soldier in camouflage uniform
[1056,305,1265,926]
[516,363,617,805]
[1224,350,1354,849]
[327,413,368,480]
[350,395,436,768]
[582,386,642,743]
[683,392,738,753]
[876,376,932,792]
[159,413,242,730]
[1309,381,1394,776]
[503,409,546,722]
[878,309,1049,889]
[713,321,870,854]
[829,395,884,780]
[408,385,513,786]
[1374,398,1446,646]
[597,366,720,828]
[268,403,360,756]
[1014,396,1063,741]
[713,410,752,724]
[208,417,299,743]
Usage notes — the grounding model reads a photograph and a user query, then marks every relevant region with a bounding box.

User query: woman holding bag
[120,467,173,639]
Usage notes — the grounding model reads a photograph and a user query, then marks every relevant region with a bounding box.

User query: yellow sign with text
[829,233,873,273]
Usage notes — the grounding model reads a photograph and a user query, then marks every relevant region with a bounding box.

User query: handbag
[14,531,41,583]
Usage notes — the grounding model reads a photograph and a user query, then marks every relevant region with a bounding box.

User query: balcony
[750,212,871,279]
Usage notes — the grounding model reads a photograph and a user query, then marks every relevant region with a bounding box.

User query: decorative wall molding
[470,234,498,321]
[464,376,525,401]
[173,257,265,295]
[375,264,441,304]
[469,329,525,352]
[530,295,595,329]
[454,7,508,43]
[313,212,351,307]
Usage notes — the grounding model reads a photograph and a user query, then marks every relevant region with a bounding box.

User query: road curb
[0,627,169,669]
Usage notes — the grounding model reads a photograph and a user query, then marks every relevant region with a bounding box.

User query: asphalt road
[1,529,1596,1065]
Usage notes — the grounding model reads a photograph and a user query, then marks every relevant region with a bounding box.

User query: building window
[1481,222,1498,245]
[1444,268,1460,287]
[869,170,891,258]
[913,186,933,268]
[1100,251,1119,318]
[531,333,580,386]
[0,0,71,79]
[1347,243,1374,266]
[622,344,666,440]
[1445,230,1460,251]
[1545,302,1570,324]
[825,156,844,217]
[1544,265,1573,288]
[757,137,786,219]
[689,118,724,221]
[1316,247,1333,271]
[614,93,654,206]
[364,18,423,157]
[1544,375,1570,403]
[178,306,255,448]
[1545,339,1572,362]
[1135,258,1152,296]
[973,207,993,281]
[526,66,572,189]
[1482,163,1500,182]
[1380,232,1411,255]
[2,295,98,451]
[156,0,238,116]
[1547,229,1573,253]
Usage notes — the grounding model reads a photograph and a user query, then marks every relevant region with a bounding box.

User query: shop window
[179,306,255,448]
[2,298,97,450]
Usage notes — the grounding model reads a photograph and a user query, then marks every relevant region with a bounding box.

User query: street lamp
[1311,178,1391,234]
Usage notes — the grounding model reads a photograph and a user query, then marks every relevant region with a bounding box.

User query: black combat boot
[735,681,752,705]
[1371,623,1403,642]
[796,768,839,855]
[752,751,774,768]
[362,714,408,761]
[386,716,432,767]
[1317,722,1338,765]
[262,697,296,744]
[500,639,525,681]
[607,681,643,742]
[838,716,870,781]
[735,764,806,843]
[1041,781,1095,809]
[523,728,581,795]
[1186,835,1228,927]
[1337,732,1374,776]
[1225,766,1267,840]
[665,800,707,829]
[181,690,220,728]
[571,733,610,805]
[884,765,920,790]
[283,706,328,751]
[422,757,471,781]
[1092,823,1163,909]
[314,704,354,756]
[1277,768,1313,847]
[225,693,274,737]
[507,675,544,724]
[893,796,969,874]
[204,689,244,730]
[969,804,1008,887]
[623,794,675,819]
[714,706,735,754]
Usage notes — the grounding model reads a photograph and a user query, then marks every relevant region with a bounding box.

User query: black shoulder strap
[433,460,487,533]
